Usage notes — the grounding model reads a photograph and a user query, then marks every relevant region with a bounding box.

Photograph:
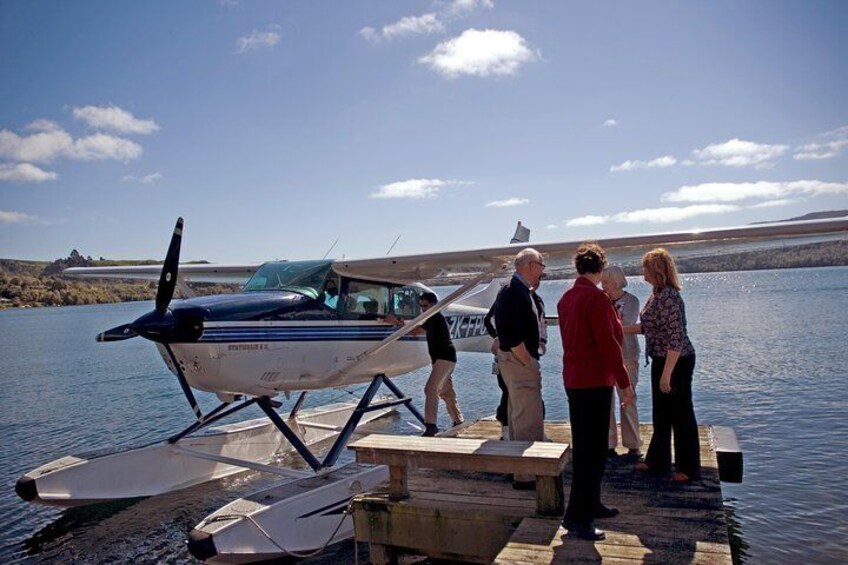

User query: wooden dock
[350,420,734,564]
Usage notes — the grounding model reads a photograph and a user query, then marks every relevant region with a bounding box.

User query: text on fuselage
[446,315,487,339]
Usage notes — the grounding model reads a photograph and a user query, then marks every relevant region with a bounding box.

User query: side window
[392,286,421,318]
[341,280,390,319]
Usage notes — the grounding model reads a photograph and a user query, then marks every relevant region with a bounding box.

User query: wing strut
[318,263,506,389]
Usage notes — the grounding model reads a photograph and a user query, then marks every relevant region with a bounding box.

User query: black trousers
[565,386,613,527]
[496,372,509,426]
[645,354,701,479]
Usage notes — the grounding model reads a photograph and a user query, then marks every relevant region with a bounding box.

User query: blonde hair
[642,248,682,291]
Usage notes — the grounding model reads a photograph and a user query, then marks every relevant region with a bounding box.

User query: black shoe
[421,424,439,437]
[594,504,619,519]
[572,526,606,541]
[512,480,536,491]
[607,449,619,458]
[563,519,605,541]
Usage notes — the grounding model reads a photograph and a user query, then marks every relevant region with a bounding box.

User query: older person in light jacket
[601,265,642,457]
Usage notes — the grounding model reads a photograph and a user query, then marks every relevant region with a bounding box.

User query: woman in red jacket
[558,243,634,541]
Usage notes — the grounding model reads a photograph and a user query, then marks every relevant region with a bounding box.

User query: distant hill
[0,251,236,309]
[752,209,848,224]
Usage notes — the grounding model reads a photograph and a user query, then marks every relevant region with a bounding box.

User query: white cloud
[73,105,159,135]
[370,178,467,199]
[382,13,444,40]
[123,172,163,184]
[793,126,848,161]
[603,119,618,127]
[566,204,740,226]
[565,215,608,227]
[545,224,559,230]
[615,204,740,223]
[485,197,528,207]
[0,128,73,163]
[235,29,280,54]
[0,124,143,165]
[419,29,538,78]
[67,133,142,161]
[25,119,62,133]
[0,163,57,183]
[359,27,378,41]
[690,138,788,168]
[444,0,495,17]
[662,180,848,203]
[0,210,37,224]
[610,155,677,172]
[794,139,848,160]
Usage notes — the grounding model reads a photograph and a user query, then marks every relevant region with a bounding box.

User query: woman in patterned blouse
[625,248,701,482]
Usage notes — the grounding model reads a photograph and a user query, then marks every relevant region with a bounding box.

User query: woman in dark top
[626,248,701,482]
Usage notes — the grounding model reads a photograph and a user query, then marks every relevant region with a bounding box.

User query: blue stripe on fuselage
[197,315,489,343]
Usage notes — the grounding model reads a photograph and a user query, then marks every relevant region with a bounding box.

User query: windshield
[243,260,333,299]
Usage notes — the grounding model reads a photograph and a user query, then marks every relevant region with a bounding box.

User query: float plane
[14,216,847,562]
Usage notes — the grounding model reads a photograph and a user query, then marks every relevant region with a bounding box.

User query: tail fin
[511,221,530,244]
[458,221,529,309]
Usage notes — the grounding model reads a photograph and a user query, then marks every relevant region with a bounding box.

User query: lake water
[1,267,846,563]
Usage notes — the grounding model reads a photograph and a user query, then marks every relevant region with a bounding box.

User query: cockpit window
[341,280,390,319]
[243,260,333,299]
[392,286,422,317]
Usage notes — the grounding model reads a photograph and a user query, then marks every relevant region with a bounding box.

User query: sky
[1,0,846,263]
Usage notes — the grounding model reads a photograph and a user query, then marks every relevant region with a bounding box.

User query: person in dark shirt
[384,291,463,436]
[487,282,548,441]
[494,248,547,488]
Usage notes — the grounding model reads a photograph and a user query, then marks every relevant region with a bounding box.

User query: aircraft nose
[187,529,218,561]
[130,308,204,343]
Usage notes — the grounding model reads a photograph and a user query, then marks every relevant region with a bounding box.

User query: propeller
[97,217,195,344]
[156,217,183,315]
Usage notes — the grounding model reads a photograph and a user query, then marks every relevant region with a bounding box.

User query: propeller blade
[156,217,184,315]
[96,323,137,342]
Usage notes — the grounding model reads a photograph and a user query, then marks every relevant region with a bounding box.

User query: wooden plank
[352,497,523,564]
[350,434,570,477]
[388,465,408,501]
[494,517,733,564]
[536,472,565,516]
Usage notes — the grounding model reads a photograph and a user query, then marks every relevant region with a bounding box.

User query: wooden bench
[349,433,570,516]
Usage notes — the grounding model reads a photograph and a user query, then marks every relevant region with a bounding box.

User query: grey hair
[514,248,542,268]
[602,265,628,289]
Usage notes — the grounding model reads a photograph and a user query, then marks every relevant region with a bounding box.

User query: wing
[64,263,262,284]
[332,218,848,284]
